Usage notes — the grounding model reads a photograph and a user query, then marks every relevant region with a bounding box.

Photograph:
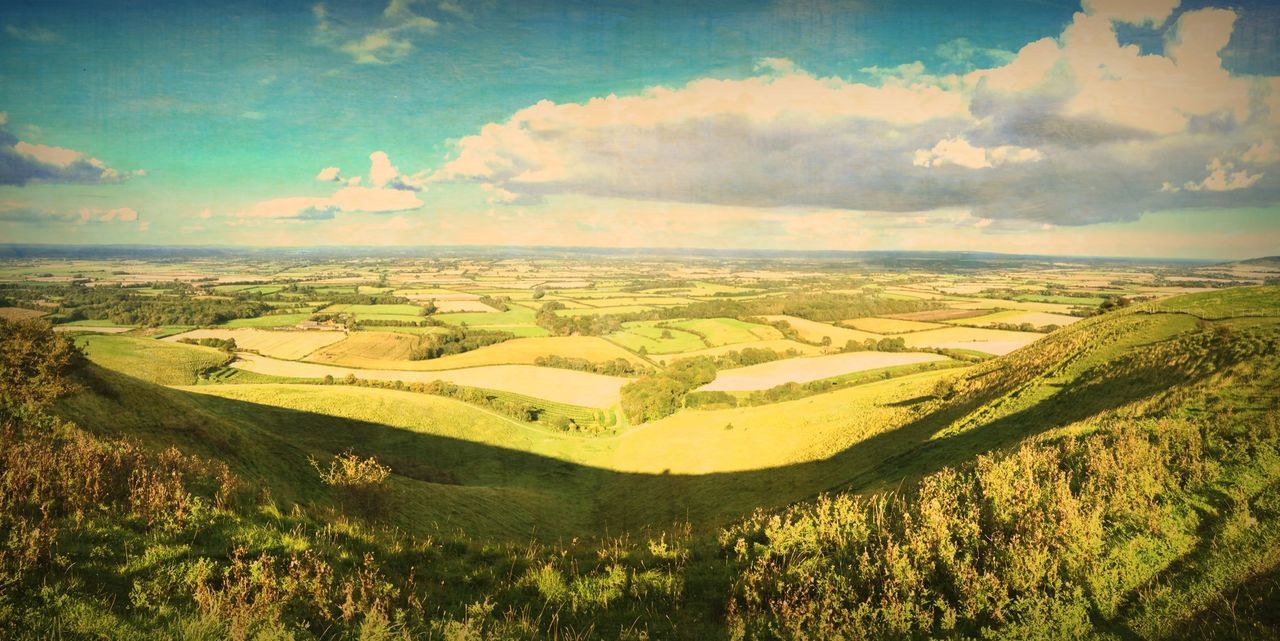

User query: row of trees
[407,327,514,360]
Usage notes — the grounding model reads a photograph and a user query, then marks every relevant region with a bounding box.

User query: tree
[0,318,84,409]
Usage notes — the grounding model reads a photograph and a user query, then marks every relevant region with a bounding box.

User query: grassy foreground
[0,286,1277,639]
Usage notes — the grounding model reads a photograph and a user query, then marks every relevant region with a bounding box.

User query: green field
[606,321,706,354]
[666,317,782,346]
[77,334,229,385]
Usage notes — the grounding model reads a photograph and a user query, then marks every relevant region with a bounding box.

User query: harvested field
[900,326,1041,355]
[760,315,882,345]
[308,335,649,370]
[843,317,944,333]
[54,325,134,333]
[433,300,498,313]
[164,328,346,359]
[230,353,627,407]
[881,308,990,322]
[949,310,1081,329]
[651,339,824,364]
[699,352,949,391]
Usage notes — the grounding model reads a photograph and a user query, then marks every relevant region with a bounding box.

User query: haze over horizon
[2,0,1279,258]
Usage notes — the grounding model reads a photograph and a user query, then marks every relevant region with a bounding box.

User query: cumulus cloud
[912,137,1043,169]
[315,166,341,181]
[0,117,142,186]
[430,0,1280,225]
[235,152,424,221]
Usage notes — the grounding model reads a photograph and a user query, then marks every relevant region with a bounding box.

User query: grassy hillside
[2,286,1279,639]
[76,334,230,385]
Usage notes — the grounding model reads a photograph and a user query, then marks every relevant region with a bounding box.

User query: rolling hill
[1,286,1277,639]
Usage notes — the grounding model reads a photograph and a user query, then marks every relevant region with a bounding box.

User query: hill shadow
[56,336,1227,542]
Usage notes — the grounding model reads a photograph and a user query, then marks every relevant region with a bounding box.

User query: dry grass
[164,328,346,360]
[699,352,949,391]
[0,307,44,321]
[231,352,630,407]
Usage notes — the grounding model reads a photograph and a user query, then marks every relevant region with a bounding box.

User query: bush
[310,451,392,518]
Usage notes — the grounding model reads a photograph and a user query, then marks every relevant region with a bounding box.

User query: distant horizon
[0,241,1251,265]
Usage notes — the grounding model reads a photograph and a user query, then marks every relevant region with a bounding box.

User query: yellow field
[306,331,419,362]
[231,352,628,407]
[900,326,1041,355]
[843,317,944,333]
[610,370,954,473]
[760,315,882,345]
[433,300,498,312]
[164,328,346,359]
[0,307,44,321]
[306,335,649,370]
[699,352,949,391]
[650,339,824,364]
[945,298,1079,313]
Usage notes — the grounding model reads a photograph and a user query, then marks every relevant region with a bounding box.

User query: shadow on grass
[54,348,1222,542]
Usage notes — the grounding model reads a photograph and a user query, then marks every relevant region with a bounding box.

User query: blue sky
[1,0,1278,258]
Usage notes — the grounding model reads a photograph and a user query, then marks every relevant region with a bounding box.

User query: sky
[0,0,1278,259]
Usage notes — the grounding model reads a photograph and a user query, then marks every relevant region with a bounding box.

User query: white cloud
[1081,0,1180,26]
[315,166,341,181]
[913,136,1044,169]
[235,152,424,220]
[1182,158,1264,192]
[430,0,1279,225]
[2,123,141,186]
[1242,140,1278,165]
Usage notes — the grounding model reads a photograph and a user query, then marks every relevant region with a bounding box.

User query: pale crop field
[667,317,782,346]
[699,351,949,391]
[843,317,945,333]
[433,300,499,313]
[948,310,1081,329]
[320,303,424,316]
[0,307,44,320]
[54,325,134,333]
[221,313,313,328]
[944,297,1080,314]
[651,339,824,364]
[164,328,346,359]
[308,335,650,370]
[230,352,629,407]
[305,331,419,362]
[900,326,1041,355]
[760,315,882,345]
